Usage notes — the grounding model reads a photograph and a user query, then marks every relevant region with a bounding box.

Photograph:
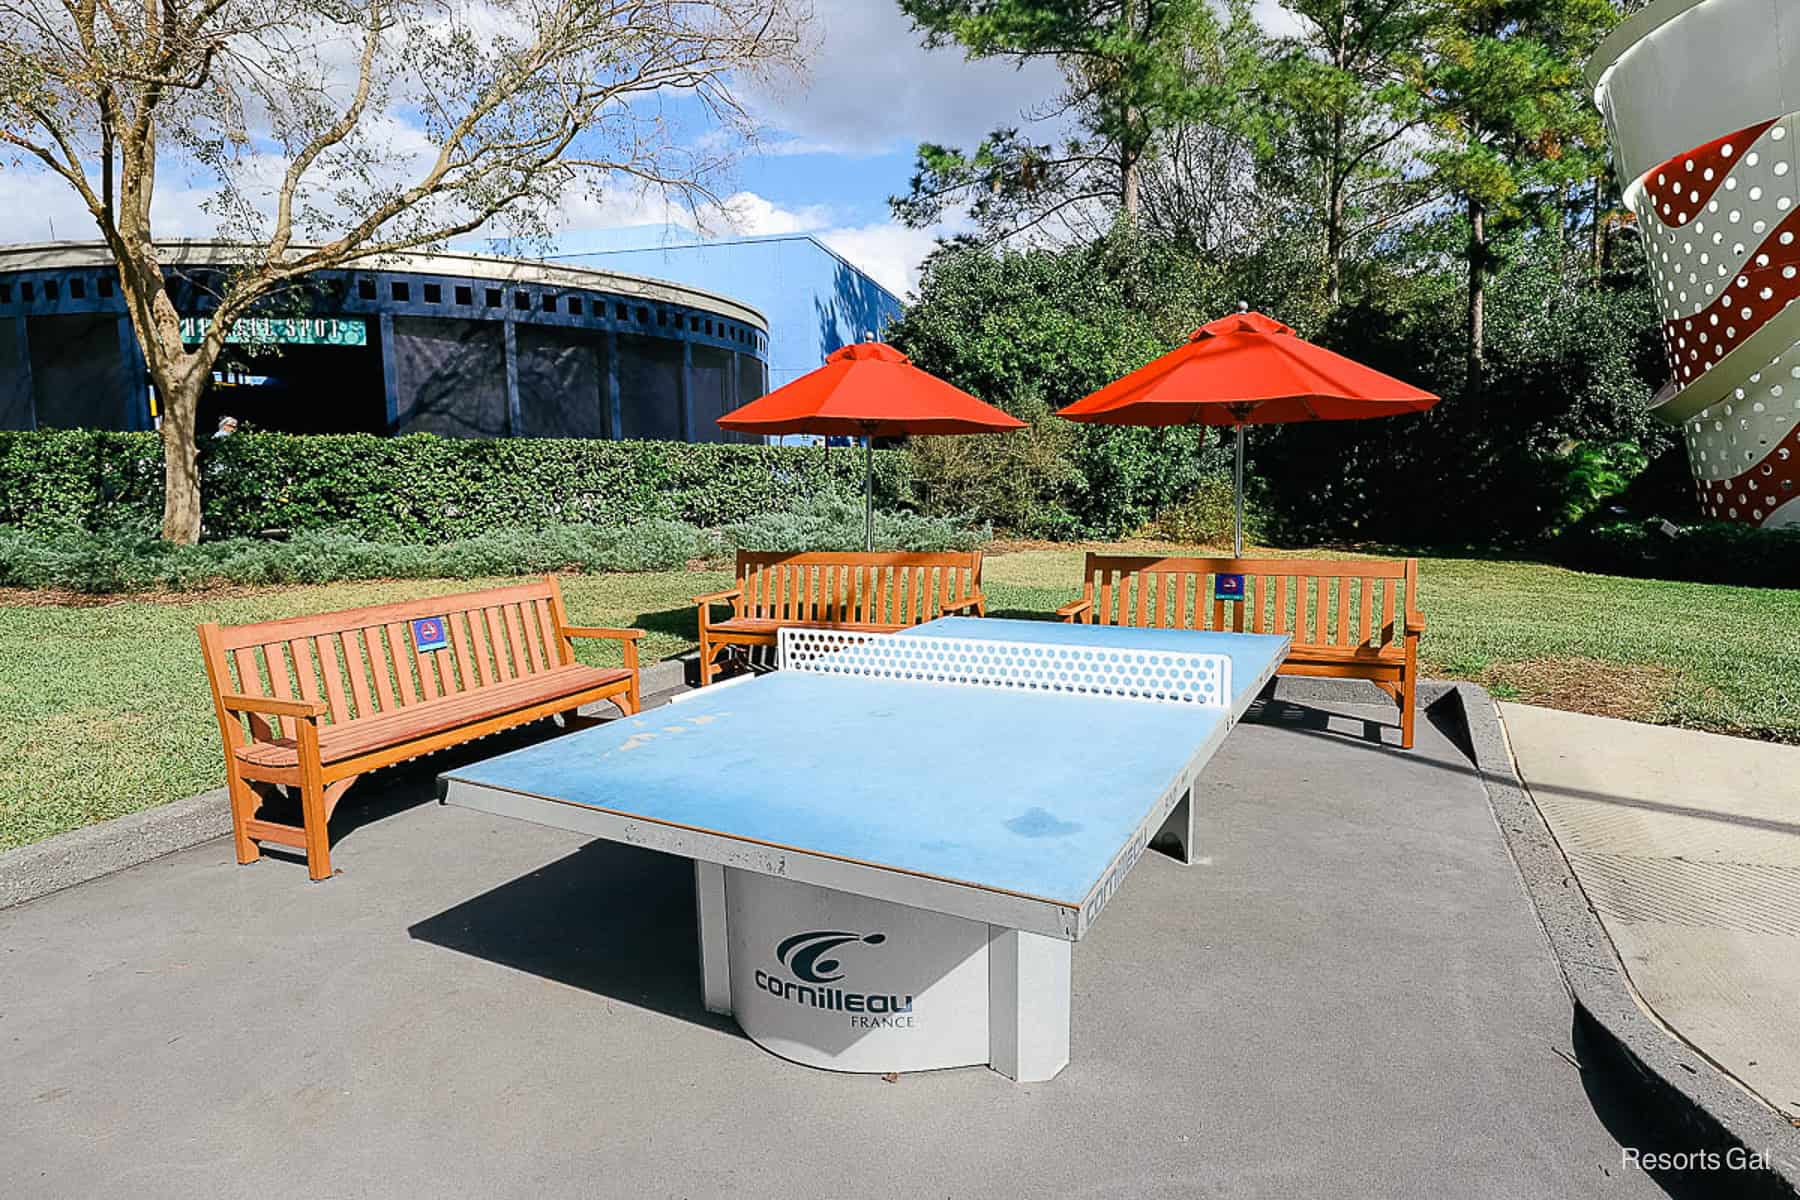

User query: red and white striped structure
[1590,0,1800,528]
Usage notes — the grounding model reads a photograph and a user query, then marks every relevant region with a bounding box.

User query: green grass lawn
[3,545,1796,852]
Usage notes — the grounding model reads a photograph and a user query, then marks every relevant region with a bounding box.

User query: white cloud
[718,190,833,236]
[816,218,953,297]
[740,4,1068,158]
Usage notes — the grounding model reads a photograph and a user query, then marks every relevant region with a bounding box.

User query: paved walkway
[2,691,1674,1198]
[1501,703,1800,1123]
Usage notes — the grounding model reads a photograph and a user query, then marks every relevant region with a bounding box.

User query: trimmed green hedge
[0,430,911,542]
[1554,518,1800,588]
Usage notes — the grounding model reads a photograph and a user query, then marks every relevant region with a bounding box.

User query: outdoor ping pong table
[438,616,1288,1082]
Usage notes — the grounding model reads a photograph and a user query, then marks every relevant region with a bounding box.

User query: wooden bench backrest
[198,577,575,739]
[734,550,983,627]
[1077,554,1419,652]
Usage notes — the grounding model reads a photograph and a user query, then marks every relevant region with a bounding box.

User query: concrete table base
[696,864,1074,1082]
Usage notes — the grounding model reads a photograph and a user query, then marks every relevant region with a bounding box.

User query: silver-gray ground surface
[0,683,1715,1198]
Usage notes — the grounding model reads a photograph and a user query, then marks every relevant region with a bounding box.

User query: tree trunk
[1467,195,1486,400]
[1122,149,1140,223]
[1327,167,1345,307]
[158,373,204,542]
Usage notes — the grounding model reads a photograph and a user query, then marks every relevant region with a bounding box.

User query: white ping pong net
[777,628,1230,708]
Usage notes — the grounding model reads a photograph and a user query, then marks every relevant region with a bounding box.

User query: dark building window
[391,281,410,302]
[455,285,473,306]
[614,302,628,320]
[97,276,112,298]
[637,307,648,323]
[542,293,557,312]
[485,287,502,307]
[0,284,10,303]
[513,291,530,311]
[657,310,667,326]
[358,278,376,300]
[43,281,59,301]
[566,296,581,315]
[69,277,86,300]
[423,283,442,304]
[22,282,36,302]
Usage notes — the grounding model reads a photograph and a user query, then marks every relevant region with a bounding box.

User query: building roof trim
[551,230,904,308]
[0,240,769,330]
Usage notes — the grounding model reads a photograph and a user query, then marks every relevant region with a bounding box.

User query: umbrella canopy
[1058,309,1438,554]
[718,341,1025,548]
[1058,310,1438,426]
[719,341,1026,437]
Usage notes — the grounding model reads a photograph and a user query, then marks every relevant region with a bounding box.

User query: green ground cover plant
[3,545,1795,852]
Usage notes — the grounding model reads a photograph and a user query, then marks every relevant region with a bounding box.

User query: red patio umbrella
[1058,308,1439,555]
[719,341,1026,549]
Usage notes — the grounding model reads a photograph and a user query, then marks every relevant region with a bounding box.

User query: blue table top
[442,618,1287,907]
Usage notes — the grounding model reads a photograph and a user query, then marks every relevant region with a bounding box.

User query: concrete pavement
[1,687,1687,1198]
[1500,703,1800,1123]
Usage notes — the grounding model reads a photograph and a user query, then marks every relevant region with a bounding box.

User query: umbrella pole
[863,435,874,552]
[1233,424,1246,559]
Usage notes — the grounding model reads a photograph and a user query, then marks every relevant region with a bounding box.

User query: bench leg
[1399,642,1419,750]
[698,630,718,686]
[225,768,260,866]
[298,782,332,881]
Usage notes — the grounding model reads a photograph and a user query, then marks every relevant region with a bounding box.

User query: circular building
[1589,0,1800,528]
[0,241,769,442]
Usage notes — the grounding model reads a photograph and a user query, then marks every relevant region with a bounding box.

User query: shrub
[722,496,989,554]
[0,430,911,542]
[909,399,1086,539]
[0,521,727,593]
[1145,474,1263,547]
[1553,519,1800,588]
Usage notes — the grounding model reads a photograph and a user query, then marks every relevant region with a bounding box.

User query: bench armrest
[561,626,643,642]
[1055,598,1092,623]
[217,692,327,720]
[692,587,742,606]
[562,626,642,670]
[1404,611,1426,635]
[941,591,985,615]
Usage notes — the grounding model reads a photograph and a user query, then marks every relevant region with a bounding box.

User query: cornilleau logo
[775,930,886,982]
[754,929,917,1028]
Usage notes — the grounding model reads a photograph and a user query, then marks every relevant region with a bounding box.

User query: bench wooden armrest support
[200,576,642,883]
[692,587,743,606]
[217,692,328,720]
[1056,597,1092,622]
[560,625,642,670]
[941,591,986,616]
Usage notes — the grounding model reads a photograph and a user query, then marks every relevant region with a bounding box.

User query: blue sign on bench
[1213,573,1246,602]
[412,616,449,651]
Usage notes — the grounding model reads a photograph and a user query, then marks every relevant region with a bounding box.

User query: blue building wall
[544,228,904,392]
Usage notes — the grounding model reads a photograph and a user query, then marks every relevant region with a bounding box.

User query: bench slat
[340,631,375,720]
[315,634,352,725]
[501,603,530,677]
[384,624,418,705]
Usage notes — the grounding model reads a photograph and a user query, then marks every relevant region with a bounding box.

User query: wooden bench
[197,577,641,881]
[694,550,987,685]
[1058,554,1426,748]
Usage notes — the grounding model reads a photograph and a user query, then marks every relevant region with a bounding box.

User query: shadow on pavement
[408,839,738,1035]
[1571,1013,1783,1200]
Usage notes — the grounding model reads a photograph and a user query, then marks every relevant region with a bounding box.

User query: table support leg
[987,927,1071,1082]
[1151,787,1195,864]
[694,861,732,1016]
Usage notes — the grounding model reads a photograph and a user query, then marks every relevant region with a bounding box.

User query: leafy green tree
[888,226,1237,535]
[1419,0,1617,398]
[892,0,1246,239]
[1247,0,1438,305]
